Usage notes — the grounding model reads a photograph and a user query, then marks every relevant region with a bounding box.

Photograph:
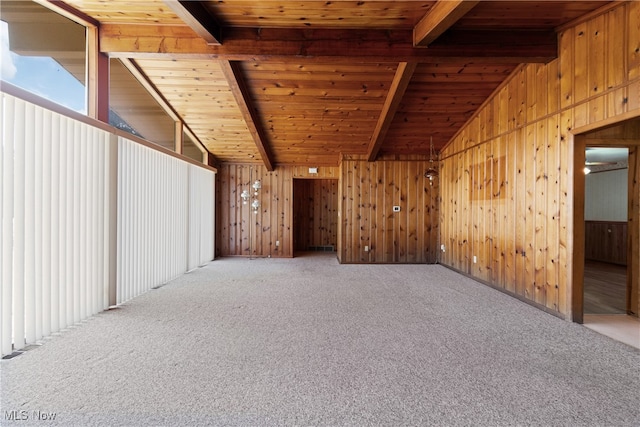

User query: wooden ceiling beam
[367,62,417,162]
[99,24,557,63]
[162,0,222,45]
[219,61,275,171]
[34,0,100,27]
[414,0,480,47]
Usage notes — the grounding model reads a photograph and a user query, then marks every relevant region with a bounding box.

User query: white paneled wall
[1,93,112,356]
[585,168,629,221]
[1,91,216,357]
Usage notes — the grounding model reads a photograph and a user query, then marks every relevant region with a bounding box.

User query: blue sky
[1,20,86,113]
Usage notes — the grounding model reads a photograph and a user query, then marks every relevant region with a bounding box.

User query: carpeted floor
[1,253,639,426]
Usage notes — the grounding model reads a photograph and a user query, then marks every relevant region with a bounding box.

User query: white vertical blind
[13,97,26,351]
[116,137,216,305]
[1,93,111,356]
[116,137,194,304]
[1,91,216,357]
[1,93,15,356]
[188,165,215,270]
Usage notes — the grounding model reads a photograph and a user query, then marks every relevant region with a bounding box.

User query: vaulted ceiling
[34,1,615,168]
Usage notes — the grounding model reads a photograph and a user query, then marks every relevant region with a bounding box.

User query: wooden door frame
[571,111,640,323]
[627,146,639,316]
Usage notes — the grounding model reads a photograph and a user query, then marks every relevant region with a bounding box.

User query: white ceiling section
[585,147,629,173]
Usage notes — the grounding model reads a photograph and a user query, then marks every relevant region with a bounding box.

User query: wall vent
[308,245,335,252]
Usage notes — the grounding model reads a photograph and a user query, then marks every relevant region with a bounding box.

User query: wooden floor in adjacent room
[584,260,627,315]
[583,260,639,349]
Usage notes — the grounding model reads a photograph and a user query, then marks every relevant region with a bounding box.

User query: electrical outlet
[275,240,280,247]
[441,244,445,252]
[364,245,369,252]
[393,206,401,212]
[473,255,477,264]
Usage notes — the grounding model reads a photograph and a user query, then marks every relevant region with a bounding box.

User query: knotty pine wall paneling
[585,221,628,265]
[439,1,640,319]
[215,163,241,257]
[216,161,437,262]
[216,164,292,257]
[216,164,339,258]
[318,180,339,248]
[339,157,438,264]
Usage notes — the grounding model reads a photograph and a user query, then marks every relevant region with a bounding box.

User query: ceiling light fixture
[424,136,439,185]
[251,180,261,213]
[240,178,262,213]
[242,168,263,260]
[252,180,261,195]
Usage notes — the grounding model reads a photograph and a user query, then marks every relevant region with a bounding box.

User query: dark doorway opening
[293,178,339,256]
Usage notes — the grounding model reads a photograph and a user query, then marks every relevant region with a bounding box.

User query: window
[109,58,175,150]
[183,131,204,162]
[1,1,86,113]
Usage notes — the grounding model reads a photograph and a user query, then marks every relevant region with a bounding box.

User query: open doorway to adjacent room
[292,178,339,257]
[573,117,640,348]
[583,146,630,315]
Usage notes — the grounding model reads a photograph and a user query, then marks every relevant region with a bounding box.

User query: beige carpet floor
[2,253,639,426]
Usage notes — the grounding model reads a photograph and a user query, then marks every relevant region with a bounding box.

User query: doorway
[292,178,339,256]
[583,147,629,315]
[572,118,640,348]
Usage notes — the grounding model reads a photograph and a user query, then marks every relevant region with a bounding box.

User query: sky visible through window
[1,20,86,114]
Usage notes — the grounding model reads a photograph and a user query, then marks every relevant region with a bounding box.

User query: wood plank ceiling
[58,0,611,169]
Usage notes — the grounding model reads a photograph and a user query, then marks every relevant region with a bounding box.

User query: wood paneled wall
[585,221,628,265]
[216,164,339,257]
[340,156,438,263]
[439,1,640,318]
[293,179,339,251]
[216,159,439,264]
